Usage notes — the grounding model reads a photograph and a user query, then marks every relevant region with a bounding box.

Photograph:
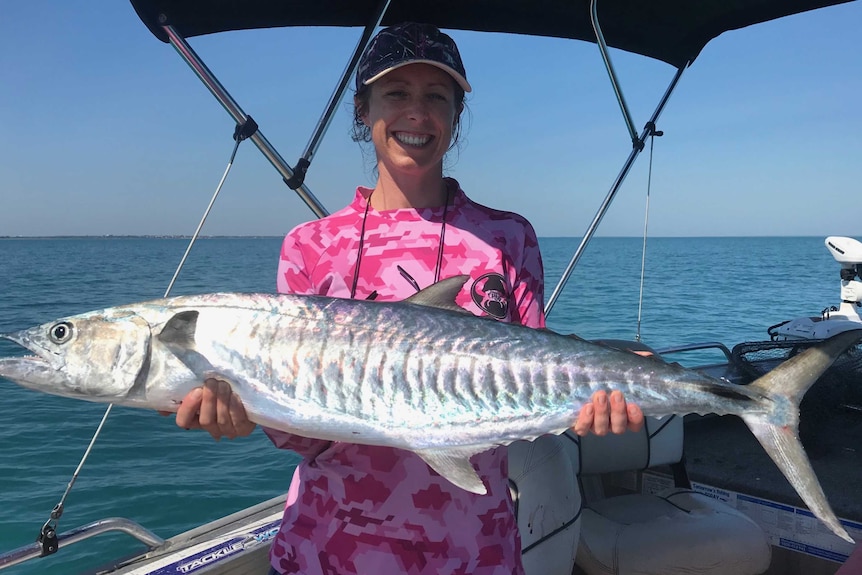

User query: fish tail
[741,329,861,543]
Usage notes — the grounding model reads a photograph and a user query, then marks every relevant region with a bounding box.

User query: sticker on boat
[123,514,282,575]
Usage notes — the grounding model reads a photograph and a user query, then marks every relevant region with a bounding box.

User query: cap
[356,22,471,93]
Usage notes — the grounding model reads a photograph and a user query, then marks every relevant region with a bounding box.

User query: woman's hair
[350,82,467,151]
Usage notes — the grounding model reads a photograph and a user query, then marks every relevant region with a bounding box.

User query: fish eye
[49,322,74,344]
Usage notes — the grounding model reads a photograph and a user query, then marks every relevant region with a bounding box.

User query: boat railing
[654,342,734,363]
[0,517,164,571]
[653,342,748,384]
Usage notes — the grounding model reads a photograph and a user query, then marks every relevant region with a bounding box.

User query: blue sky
[0,1,859,238]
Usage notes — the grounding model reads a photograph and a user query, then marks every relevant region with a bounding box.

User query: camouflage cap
[356,22,471,93]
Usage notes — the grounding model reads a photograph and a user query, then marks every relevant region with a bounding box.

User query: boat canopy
[130,0,851,68]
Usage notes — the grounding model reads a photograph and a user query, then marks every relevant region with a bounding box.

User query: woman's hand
[174,378,257,440]
[572,390,644,436]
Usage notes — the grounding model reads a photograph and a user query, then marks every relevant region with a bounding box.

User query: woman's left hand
[572,390,644,436]
[174,379,257,440]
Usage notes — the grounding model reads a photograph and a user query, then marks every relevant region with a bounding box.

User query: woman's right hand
[175,378,257,440]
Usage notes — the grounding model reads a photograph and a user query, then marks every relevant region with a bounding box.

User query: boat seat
[509,435,581,575]
[569,339,772,575]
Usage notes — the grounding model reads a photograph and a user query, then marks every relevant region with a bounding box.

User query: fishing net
[731,338,862,454]
[730,338,862,383]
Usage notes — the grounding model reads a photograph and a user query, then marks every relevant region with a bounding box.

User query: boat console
[769,236,862,340]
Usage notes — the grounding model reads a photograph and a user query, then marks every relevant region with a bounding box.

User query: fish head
[0,309,151,401]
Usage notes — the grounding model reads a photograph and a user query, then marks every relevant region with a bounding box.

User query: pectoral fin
[415,447,488,495]
[157,311,199,348]
[155,311,215,375]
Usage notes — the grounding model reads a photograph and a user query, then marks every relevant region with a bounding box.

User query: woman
[174,22,643,575]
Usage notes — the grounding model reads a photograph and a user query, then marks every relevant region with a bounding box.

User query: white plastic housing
[825,236,862,266]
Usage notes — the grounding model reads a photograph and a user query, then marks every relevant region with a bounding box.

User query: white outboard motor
[769,236,862,340]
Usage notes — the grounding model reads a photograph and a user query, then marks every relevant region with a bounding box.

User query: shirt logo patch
[470,273,509,320]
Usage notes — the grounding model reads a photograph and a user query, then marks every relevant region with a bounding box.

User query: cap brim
[363,60,472,93]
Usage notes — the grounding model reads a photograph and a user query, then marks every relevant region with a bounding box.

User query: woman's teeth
[395,132,431,147]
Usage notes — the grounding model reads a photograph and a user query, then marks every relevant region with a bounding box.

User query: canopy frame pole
[286,0,392,190]
[545,65,686,317]
[544,0,688,318]
[162,24,329,218]
[161,0,392,217]
[590,0,639,144]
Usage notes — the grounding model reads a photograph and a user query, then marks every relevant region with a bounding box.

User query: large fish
[0,276,857,542]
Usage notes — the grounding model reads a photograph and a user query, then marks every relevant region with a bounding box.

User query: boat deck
[684,388,862,524]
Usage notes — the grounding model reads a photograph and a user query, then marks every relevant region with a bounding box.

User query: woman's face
[361,63,461,179]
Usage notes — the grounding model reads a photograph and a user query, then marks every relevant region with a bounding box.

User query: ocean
[0,236,847,574]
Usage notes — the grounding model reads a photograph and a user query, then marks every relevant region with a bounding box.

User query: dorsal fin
[157,310,199,348]
[404,275,472,314]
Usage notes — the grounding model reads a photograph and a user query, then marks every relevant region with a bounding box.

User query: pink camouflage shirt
[266,178,545,575]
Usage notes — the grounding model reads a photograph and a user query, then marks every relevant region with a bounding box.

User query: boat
[0,0,860,574]
[769,236,862,342]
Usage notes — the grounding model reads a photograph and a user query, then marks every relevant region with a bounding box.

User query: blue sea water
[0,236,848,574]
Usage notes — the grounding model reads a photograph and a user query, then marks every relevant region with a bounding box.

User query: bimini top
[129,0,852,68]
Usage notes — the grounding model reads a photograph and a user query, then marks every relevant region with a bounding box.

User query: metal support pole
[590,0,638,144]
[545,65,686,317]
[289,0,392,190]
[162,24,329,218]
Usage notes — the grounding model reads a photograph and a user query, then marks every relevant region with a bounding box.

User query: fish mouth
[0,355,62,391]
[0,332,62,389]
[2,331,35,352]
[1,331,56,363]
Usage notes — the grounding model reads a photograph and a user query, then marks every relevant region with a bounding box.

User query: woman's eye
[425,92,450,104]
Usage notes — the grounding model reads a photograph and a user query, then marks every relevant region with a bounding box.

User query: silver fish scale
[554,347,765,417]
[163,294,762,425]
[260,299,584,431]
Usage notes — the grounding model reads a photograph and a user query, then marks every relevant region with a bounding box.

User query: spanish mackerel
[0,276,858,542]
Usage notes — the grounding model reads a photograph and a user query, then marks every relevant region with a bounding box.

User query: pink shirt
[267,179,545,574]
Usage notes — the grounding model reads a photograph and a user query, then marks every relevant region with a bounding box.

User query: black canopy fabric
[130,0,852,68]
